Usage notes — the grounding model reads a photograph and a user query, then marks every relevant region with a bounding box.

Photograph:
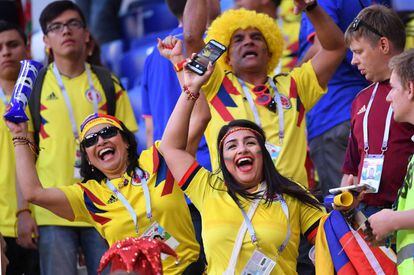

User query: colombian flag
[315,210,397,275]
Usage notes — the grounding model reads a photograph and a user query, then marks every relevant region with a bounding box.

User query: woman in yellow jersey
[6,112,208,274]
[159,39,325,274]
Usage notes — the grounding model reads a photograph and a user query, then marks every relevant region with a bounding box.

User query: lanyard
[52,63,98,140]
[238,77,284,144]
[105,168,152,234]
[226,185,290,273]
[362,82,393,154]
[0,87,8,105]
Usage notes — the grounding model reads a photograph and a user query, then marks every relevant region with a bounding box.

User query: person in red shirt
[341,5,414,217]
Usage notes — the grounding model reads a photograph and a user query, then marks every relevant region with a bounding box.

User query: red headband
[219,127,264,149]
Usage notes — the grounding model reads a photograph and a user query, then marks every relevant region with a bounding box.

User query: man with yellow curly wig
[182,0,346,189]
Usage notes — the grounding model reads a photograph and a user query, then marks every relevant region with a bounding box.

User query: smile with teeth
[236,157,253,167]
[243,51,258,58]
[98,147,115,160]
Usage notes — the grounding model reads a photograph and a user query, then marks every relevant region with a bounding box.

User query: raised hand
[182,55,214,95]
[157,35,184,63]
[293,0,317,14]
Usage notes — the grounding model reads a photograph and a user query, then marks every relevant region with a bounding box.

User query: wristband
[174,60,186,72]
[306,1,318,12]
[16,208,32,218]
[183,85,200,101]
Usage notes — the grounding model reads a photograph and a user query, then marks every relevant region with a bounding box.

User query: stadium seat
[120,0,178,43]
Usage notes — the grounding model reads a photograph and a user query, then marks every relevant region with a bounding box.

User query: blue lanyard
[105,168,152,234]
[0,87,8,105]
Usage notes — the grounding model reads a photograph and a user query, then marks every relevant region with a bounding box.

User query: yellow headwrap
[205,8,284,74]
[79,113,123,141]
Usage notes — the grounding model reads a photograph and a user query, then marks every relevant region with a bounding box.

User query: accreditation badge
[142,222,179,260]
[242,250,276,275]
[359,154,384,193]
[265,142,281,164]
[74,142,82,179]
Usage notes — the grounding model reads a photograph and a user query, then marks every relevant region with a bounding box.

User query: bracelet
[306,1,318,12]
[16,208,32,218]
[174,60,186,72]
[183,85,200,101]
[12,136,41,155]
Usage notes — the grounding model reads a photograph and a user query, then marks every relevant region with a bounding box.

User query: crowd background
[1,0,414,275]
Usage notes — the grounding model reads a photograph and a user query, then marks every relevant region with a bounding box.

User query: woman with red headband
[158,37,325,274]
[6,78,211,274]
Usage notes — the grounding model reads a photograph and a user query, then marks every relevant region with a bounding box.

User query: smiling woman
[158,36,325,274]
[6,113,205,274]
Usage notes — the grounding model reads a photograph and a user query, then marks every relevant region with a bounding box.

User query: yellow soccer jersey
[0,95,18,237]
[179,162,323,274]
[33,63,138,226]
[203,61,325,187]
[277,0,301,72]
[59,144,199,274]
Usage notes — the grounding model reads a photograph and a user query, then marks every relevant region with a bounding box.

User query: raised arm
[159,47,213,182]
[296,0,346,88]
[6,121,74,221]
[183,0,207,57]
[158,36,211,158]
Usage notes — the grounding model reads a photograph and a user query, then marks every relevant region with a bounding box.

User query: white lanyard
[52,63,98,140]
[0,87,8,105]
[226,185,290,273]
[105,168,152,234]
[362,82,393,154]
[238,77,285,144]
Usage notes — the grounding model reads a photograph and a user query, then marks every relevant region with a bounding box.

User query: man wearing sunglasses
[341,5,414,219]
[27,1,138,274]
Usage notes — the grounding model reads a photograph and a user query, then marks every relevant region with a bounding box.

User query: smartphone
[186,39,226,76]
[328,183,371,195]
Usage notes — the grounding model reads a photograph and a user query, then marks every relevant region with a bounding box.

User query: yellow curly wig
[205,9,284,74]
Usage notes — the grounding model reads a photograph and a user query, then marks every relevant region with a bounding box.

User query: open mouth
[236,157,253,172]
[242,51,258,58]
[98,147,115,161]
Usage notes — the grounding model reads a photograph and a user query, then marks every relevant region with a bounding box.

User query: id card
[265,142,281,164]
[142,222,179,260]
[74,143,82,179]
[360,154,384,193]
[242,250,276,275]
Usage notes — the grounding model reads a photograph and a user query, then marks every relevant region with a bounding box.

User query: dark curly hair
[217,119,321,209]
[80,121,139,183]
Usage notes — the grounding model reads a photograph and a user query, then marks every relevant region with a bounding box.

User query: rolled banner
[3,60,43,123]
[333,191,354,210]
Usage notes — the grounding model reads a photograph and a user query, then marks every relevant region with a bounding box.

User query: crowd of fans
[1,0,414,274]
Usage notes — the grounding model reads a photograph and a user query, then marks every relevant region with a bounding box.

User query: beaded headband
[219,127,264,149]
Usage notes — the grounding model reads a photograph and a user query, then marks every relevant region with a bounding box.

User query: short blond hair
[389,49,414,89]
[205,9,284,74]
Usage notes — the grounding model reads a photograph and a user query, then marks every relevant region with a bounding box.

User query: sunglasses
[350,18,384,38]
[252,85,276,112]
[82,126,120,148]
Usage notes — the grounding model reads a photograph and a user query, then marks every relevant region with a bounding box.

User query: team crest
[85,89,102,103]
[280,94,291,109]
